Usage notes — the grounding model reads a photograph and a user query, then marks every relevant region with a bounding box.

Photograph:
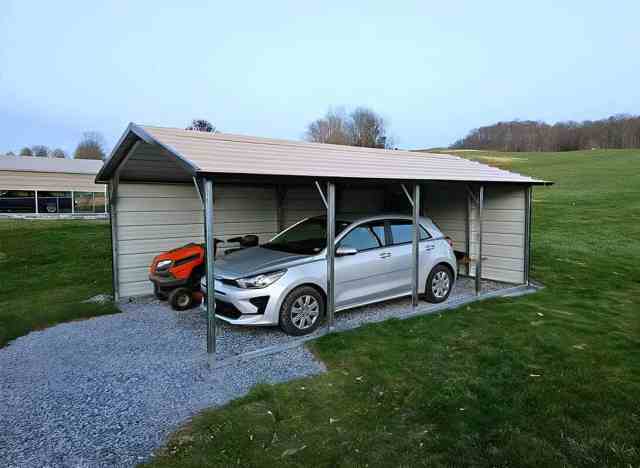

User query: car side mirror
[336,246,358,256]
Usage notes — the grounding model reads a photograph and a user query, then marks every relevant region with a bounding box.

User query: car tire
[168,287,194,311]
[279,286,324,336]
[425,264,453,303]
[154,284,167,301]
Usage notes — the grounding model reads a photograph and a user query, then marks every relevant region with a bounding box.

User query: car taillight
[445,237,454,248]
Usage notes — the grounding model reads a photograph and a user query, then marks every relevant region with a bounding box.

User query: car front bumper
[200,277,289,326]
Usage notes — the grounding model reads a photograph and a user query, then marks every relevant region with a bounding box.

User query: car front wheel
[425,264,453,303]
[279,286,324,336]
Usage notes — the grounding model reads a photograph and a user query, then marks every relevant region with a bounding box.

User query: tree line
[451,114,640,152]
[3,131,107,160]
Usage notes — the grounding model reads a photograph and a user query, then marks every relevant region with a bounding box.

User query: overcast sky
[1,0,639,155]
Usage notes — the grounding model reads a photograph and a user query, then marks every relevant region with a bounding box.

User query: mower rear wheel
[168,287,194,311]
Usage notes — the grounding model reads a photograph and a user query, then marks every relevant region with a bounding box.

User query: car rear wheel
[425,264,453,303]
[168,287,194,311]
[279,286,324,336]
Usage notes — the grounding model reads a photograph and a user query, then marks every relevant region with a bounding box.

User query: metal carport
[96,123,550,365]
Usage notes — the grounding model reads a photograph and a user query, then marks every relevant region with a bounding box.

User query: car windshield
[263,217,351,255]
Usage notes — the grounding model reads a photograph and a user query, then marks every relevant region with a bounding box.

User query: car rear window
[389,220,431,245]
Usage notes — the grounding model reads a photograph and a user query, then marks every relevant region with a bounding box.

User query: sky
[1,1,639,155]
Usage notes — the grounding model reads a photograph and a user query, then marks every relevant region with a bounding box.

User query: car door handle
[423,245,435,251]
[379,252,392,259]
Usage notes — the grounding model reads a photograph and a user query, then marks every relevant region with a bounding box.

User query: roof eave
[94,123,198,183]
[195,170,551,186]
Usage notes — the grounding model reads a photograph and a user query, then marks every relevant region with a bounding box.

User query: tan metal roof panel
[140,125,547,184]
[0,156,103,175]
[97,123,549,185]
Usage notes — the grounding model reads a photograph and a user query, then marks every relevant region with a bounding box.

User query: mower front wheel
[153,284,167,301]
[168,287,194,311]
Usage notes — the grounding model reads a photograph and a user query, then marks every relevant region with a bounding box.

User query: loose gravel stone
[0,276,511,467]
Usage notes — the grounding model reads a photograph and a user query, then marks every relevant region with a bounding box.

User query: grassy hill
[144,149,640,467]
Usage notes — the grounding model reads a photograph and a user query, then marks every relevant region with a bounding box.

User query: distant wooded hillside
[452,114,640,151]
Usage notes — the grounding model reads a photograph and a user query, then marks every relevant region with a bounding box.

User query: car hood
[214,246,315,278]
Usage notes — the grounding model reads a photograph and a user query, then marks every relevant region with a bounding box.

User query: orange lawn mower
[148,235,259,311]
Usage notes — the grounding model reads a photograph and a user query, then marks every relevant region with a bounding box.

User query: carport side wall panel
[114,182,278,298]
[468,185,527,284]
[280,185,390,228]
[422,182,469,259]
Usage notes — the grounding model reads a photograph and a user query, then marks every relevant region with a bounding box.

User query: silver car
[204,214,457,336]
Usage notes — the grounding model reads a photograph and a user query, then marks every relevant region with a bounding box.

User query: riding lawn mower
[148,235,259,311]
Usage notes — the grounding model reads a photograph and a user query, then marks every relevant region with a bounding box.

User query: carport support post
[476,185,484,295]
[326,181,336,332]
[411,183,421,308]
[204,178,217,367]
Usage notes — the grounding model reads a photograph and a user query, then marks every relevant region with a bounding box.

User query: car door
[334,221,390,308]
[385,219,433,296]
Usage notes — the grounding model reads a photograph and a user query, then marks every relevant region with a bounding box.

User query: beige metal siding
[0,170,105,192]
[423,183,468,253]
[469,185,526,284]
[281,185,390,229]
[115,182,278,298]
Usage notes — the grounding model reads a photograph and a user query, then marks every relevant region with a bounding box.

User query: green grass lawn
[0,219,118,347]
[142,149,640,467]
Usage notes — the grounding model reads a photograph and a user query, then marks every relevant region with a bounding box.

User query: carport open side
[96,124,550,364]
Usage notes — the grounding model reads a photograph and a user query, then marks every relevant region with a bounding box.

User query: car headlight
[156,259,173,271]
[236,270,287,289]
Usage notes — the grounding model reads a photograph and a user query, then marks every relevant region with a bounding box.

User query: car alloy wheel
[431,270,451,299]
[290,294,320,330]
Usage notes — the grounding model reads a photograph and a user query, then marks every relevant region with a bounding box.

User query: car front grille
[215,300,242,319]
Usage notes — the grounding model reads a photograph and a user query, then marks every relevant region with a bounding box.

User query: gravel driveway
[0,277,516,467]
[0,309,324,467]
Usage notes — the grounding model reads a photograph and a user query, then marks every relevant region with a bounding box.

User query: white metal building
[97,123,550,361]
[0,156,106,215]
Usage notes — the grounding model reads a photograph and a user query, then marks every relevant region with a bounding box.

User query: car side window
[389,220,431,245]
[339,224,382,251]
[370,222,386,245]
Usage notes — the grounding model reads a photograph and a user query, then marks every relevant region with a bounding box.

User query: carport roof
[96,123,550,185]
[1,155,103,175]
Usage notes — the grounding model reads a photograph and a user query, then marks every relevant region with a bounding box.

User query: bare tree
[186,119,216,132]
[51,148,67,159]
[31,145,50,158]
[4,151,15,157]
[306,107,391,148]
[19,147,33,156]
[306,108,351,145]
[74,132,106,160]
[348,107,390,148]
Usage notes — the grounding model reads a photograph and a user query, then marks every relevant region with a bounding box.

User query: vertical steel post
[465,187,472,276]
[71,191,75,215]
[326,181,336,331]
[34,191,39,215]
[204,178,217,367]
[524,185,533,285]
[108,177,120,300]
[476,185,484,295]
[276,185,286,232]
[411,183,421,308]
